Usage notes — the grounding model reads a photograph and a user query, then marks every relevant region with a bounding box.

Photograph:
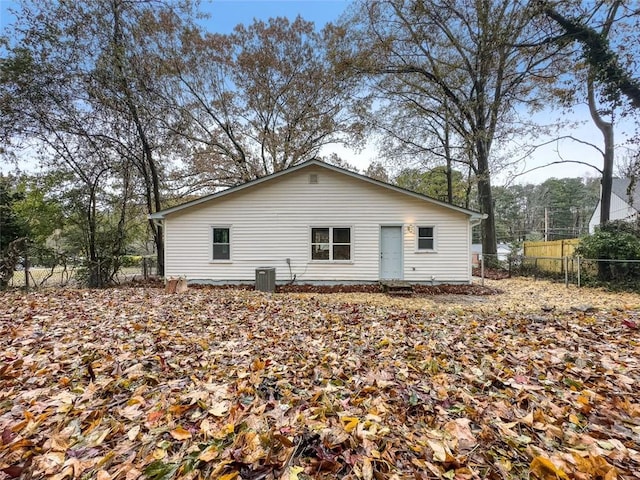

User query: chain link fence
[7,253,158,289]
[474,253,640,290]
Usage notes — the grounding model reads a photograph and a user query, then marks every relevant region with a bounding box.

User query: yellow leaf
[208,401,229,417]
[214,423,235,439]
[198,445,219,462]
[519,411,534,427]
[152,448,166,460]
[427,439,448,463]
[49,466,74,480]
[169,426,192,440]
[576,395,590,405]
[530,456,569,479]
[362,457,373,480]
[341,416,359,433]
[96,471,112,480]
[288,466,304,480]
[251,358,265,371]
[127,425,140,441]
[218,472,239,480]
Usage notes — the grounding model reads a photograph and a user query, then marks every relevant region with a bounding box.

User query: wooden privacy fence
[523,239,580,273]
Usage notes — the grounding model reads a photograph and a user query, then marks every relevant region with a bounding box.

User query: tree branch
[511,159,603,180]
[542,2,640,108]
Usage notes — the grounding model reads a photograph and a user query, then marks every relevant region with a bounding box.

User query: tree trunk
[476,144,497,261]
[478,174,497,256]
[587,74,614,225]
[444,104,453,204]
[111,0,165,276]
[87,185,100,288]
[0,238,27,289]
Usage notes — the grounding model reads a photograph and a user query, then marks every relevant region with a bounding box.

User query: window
[311,227,351,261]
[417,226,435,251]
[212,227,230,260]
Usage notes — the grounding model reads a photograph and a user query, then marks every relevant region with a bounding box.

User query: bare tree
[338,0,562,256]
[542,1,640,109]
[159,16,362,192]
[2,0,198,276]
[531,1,640,224]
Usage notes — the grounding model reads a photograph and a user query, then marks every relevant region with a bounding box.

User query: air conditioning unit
[255,267,276,292]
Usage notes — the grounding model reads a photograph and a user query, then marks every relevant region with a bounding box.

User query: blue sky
[0,0,632,184]
[200,0,351,32]
[0,1,351,32]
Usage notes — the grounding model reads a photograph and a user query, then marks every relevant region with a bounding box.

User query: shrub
[575,220,640,282]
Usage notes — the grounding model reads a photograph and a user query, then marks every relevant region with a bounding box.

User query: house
[589,178,640,232]
[149,160,486,285]
[471,243,513,267]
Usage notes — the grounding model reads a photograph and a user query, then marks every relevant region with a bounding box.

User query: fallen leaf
[530,456,569,480]
[288,466,304,480]
[197,445,219,462]
[169,426,191,441]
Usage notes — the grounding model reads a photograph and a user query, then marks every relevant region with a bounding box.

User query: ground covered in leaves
[1,279,639,479]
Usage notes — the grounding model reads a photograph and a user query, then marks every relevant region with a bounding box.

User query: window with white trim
[212,227,230,260]
[417,226,435,251]
[311,227,351,261]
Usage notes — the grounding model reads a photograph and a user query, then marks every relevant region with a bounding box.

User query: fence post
[564,256,568,287]
[24,247,30,292]
[480,255,484,286]
[142,257,148,280]
[577,256,581,288]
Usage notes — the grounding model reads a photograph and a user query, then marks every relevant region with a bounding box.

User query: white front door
[380,226,403,280]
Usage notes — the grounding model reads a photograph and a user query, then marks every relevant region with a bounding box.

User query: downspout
[470,215,487,284]
[149,216,165,278]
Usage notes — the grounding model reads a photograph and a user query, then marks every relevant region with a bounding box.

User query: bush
[120,255,142,268]
[575,220,640,282]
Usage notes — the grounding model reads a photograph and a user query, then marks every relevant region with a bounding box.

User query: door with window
[380,226,403,279]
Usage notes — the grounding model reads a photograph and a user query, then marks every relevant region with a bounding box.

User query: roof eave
[150,159,485,219]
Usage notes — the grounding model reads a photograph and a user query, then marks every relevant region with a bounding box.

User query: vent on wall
[309,173,319,184]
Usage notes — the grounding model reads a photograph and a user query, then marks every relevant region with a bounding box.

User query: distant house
[149,160,486,285]
[589,178,640,232]
[471,243,513,267]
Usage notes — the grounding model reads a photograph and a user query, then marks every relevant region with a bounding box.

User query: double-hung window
[311,227,351,261]
[417,226,435,251]
[212,227,230,260]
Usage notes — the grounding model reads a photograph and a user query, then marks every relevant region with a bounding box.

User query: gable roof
[149,159,486,221]
[612,178,640,210]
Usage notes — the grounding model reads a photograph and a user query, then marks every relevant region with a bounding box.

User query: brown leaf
[530,456,569,479]
[169,426,192,441]
[1,466,24,479]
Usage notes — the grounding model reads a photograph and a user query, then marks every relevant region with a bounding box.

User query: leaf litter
[1,278,639,479]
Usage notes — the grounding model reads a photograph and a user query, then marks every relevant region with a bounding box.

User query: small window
[311,228,330,260]
[212,227,230,260]
[311,227,351,261]
[417,226,435,251]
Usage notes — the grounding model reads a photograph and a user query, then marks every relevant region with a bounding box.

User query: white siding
[163,167,473,283]
[589,193,639,232]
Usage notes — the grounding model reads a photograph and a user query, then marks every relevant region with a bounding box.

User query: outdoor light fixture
[405,224,415,234]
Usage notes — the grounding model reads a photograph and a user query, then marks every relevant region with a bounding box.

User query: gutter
[148,214,164,227]
[470,213,488,227]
